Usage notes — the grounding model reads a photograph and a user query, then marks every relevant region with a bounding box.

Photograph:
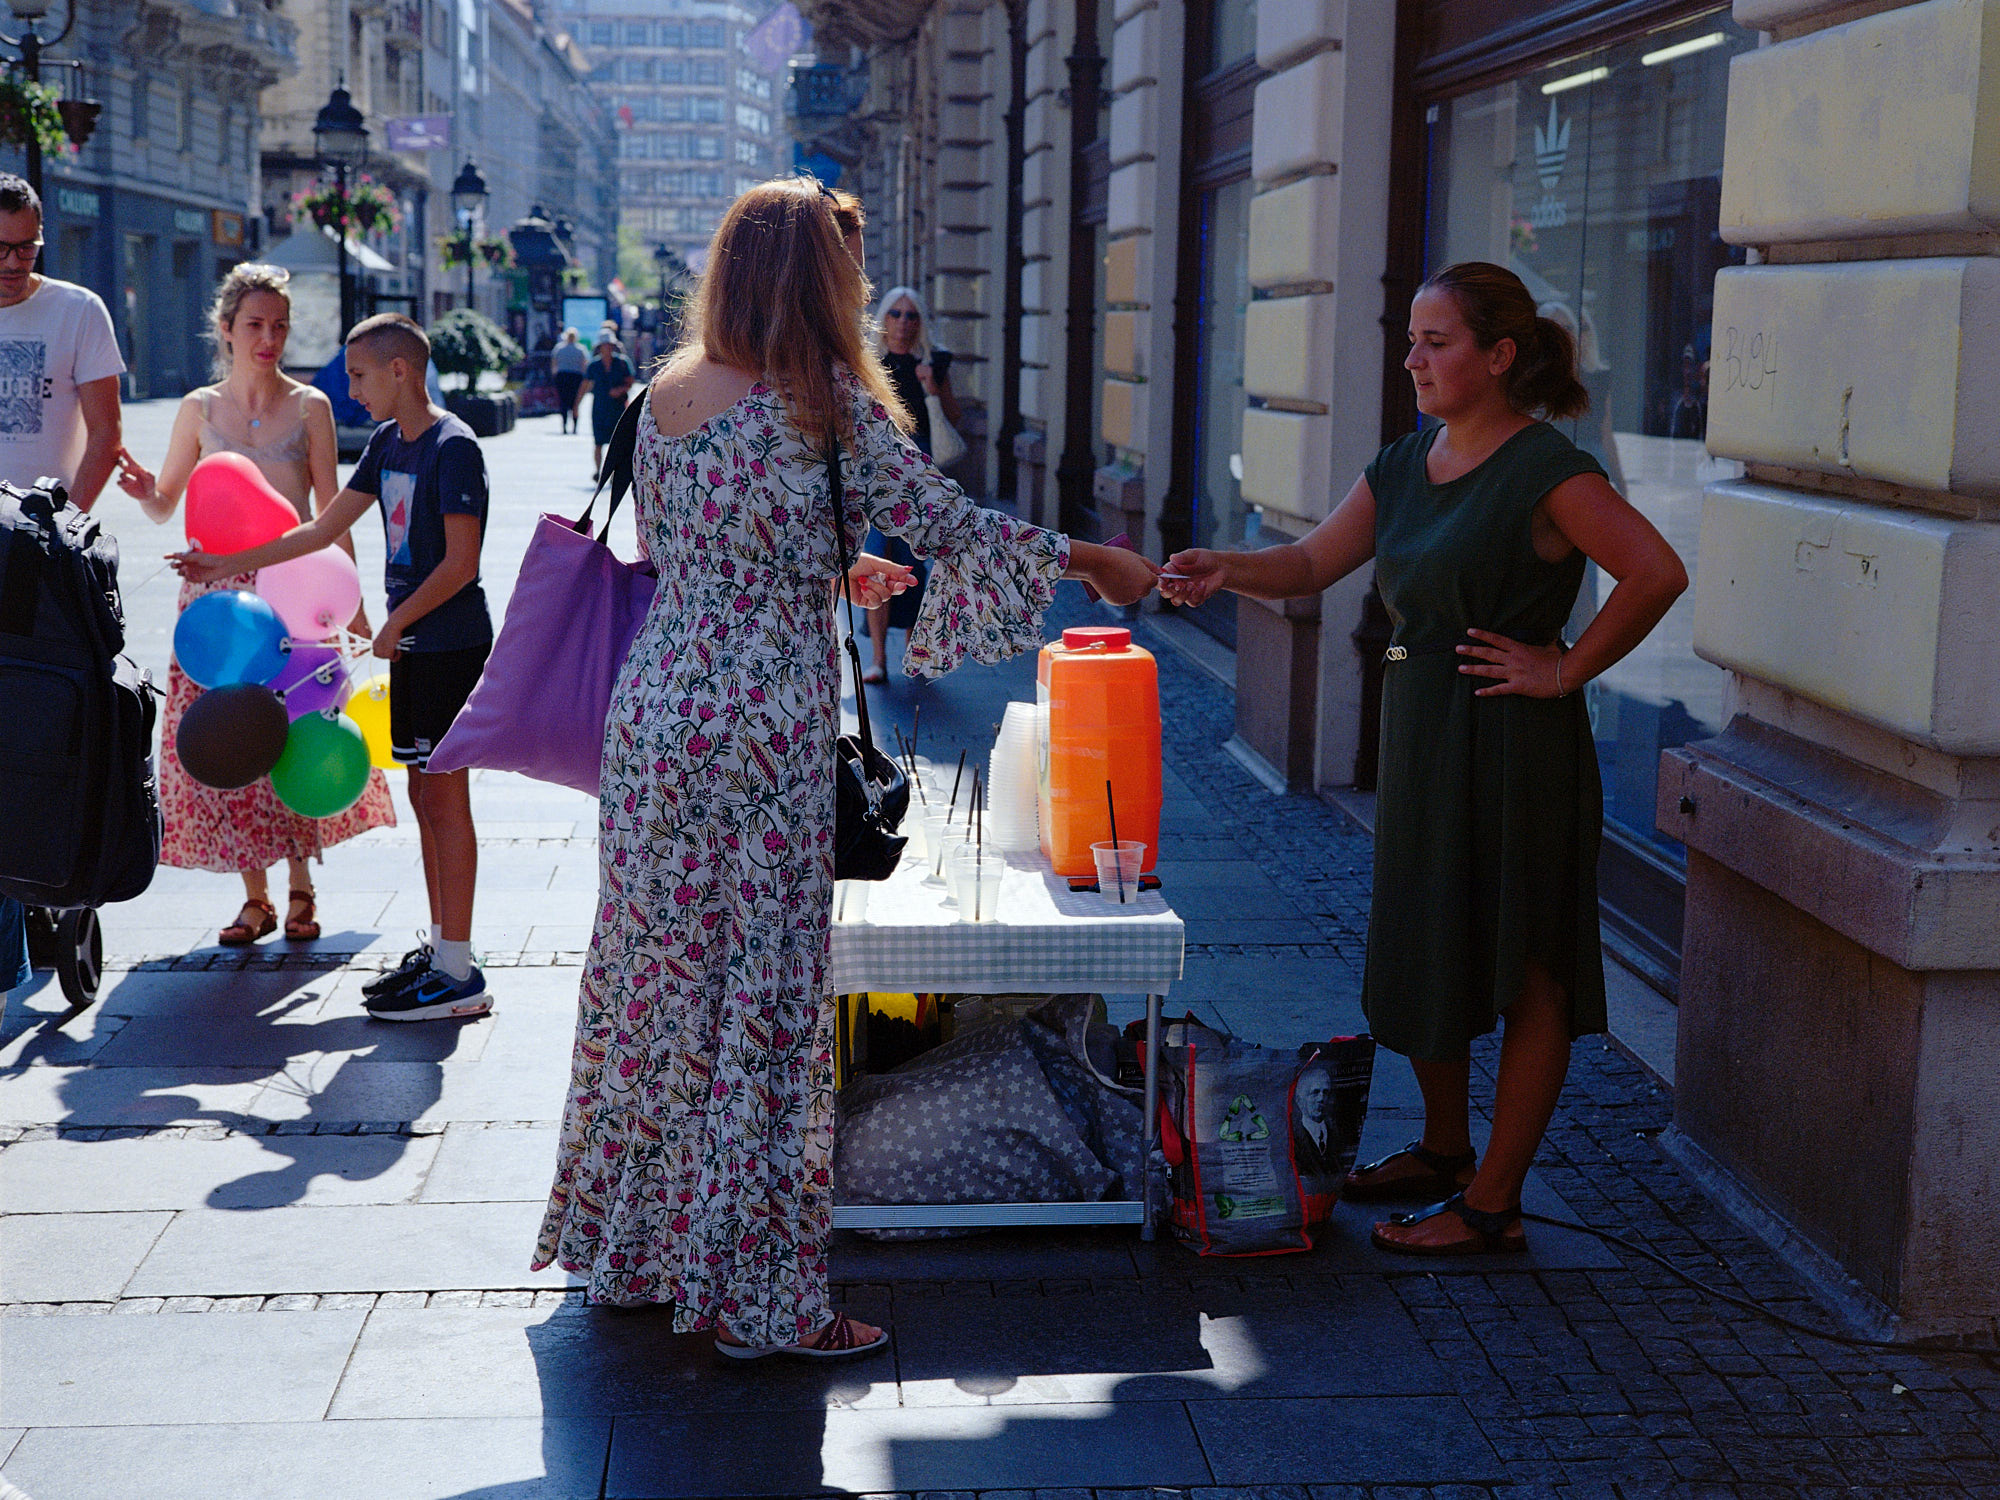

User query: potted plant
[429,307,524,437]
[291,175,401,240]
[0,73,69,159]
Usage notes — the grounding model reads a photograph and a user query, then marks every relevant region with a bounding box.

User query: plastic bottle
[1037,625,1162,877]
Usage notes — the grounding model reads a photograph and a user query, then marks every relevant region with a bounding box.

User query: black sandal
[1371,1192,1527,1257]
[1342,1138,1478,1202]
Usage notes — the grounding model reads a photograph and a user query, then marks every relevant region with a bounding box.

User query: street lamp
[1,0,79,205]
[449,158,486,311]
[313,82,368,338]
[653,242,686,340]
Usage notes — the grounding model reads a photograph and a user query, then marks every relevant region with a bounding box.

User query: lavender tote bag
[428,391,654,796]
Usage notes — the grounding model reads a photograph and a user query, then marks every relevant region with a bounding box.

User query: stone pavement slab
[0,1133,441,1212]
[828,1228,1138,1283]
[607,1399,1214,1496]
[0,1308,366,1427]
[0,1211,171,1302]
[889,1282,1448,1404]
[329,1295,898,1419]
[420,1123,561,1203]
[1,1417,611,1500]
[1187,1394,1503,1484]
[124,1201,575,1297]
[0,1065,279,1127]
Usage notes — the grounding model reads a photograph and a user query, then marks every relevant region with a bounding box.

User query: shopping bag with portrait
[1146,1018,1376,1255]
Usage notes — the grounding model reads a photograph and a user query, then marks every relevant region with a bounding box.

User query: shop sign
[173,208,207,236]
[386,115,452,151]
[212,211,244,248]
[55,187,98,218]
[1527,100,1570,229]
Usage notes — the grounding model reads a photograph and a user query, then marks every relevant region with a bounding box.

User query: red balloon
[185,453,301,556]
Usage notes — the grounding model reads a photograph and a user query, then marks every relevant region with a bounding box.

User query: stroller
[0,480,161,1016]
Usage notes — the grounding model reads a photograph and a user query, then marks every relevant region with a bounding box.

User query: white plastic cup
[922,810,954,883]
[1091,840,1146,904]
[951,849,1004,922]
[833,879,869,924]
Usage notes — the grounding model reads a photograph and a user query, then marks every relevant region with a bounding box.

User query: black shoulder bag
[826,438,910,879]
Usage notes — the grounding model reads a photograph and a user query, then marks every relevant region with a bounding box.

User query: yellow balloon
[343,675,397,770]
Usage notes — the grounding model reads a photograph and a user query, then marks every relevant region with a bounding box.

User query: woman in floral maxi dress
[532,179,1159,1356]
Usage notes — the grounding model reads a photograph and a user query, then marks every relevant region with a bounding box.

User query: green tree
[428,308,523,391]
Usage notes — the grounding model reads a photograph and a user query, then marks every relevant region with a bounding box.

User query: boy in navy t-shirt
[171,313,493,1022]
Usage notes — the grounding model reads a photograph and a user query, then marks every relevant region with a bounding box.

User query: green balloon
[270,710,371,819]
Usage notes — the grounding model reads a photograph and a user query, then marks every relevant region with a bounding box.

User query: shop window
[1210,0,1257,72]
[1418,8,1753,973]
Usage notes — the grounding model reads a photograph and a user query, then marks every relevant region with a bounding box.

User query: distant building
[7,2,298,400]
[565,0,785,270]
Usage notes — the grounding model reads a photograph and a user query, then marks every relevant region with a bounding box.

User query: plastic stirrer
[1106,778,1125,903]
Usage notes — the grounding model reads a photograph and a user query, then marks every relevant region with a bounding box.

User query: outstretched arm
[171,486,376,583]
[1160,475,1377,606]
[116,395,203,524]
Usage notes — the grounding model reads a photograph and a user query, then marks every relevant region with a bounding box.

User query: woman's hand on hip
[1457,629,1565,698]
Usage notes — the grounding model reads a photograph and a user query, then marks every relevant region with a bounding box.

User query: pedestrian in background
[115,263,394,945]
[0,170,125,990]
[856,284,961,683]
[575,332,634,477]
[530,176,1157,1358]
[1163,261,1687,1256]
[174,314,496,1023]
[549,328,588,435]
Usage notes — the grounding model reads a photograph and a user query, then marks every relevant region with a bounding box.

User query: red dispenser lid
[1061,625,1132,651]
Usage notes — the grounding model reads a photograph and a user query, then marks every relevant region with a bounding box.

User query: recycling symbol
[1216,1093,1269,1142]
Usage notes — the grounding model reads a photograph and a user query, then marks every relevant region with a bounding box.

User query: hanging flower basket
[475,236,514,270]
[0,73,71,159]
[292,175,401,240]
[438,235,474,270]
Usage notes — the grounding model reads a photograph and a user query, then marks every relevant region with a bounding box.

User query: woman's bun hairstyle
[1421,261,1590,421]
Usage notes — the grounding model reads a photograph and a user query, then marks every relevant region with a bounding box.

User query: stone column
[1235,0,1394,791]
[932,3,1004,497]
[1015,0,1066,527]
[1660,0,2000,1339]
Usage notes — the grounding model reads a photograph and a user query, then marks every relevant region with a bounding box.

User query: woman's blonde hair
[207,263,292,379]
[871,285,932,364]
[672,177,910,445]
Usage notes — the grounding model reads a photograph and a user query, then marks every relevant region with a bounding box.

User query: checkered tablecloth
[826,848,1184,995]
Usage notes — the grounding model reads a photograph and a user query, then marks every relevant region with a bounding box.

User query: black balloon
[176,682,290,790]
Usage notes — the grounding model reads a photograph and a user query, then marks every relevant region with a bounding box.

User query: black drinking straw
[973,770,985,917]
[1106,778,1125,903]
[949,748,967,819]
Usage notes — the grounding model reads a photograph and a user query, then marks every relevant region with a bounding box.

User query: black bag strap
[574,383,650,545]
[825,437,882,763]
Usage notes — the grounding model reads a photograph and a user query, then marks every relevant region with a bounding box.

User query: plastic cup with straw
[1107,779,1125,903]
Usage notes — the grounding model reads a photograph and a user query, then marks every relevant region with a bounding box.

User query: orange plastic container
[1037,625,1162,877]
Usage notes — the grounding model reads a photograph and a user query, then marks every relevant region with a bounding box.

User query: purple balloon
[270,644,350,720]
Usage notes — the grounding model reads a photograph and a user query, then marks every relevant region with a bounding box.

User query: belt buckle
[1385,646,1408,662]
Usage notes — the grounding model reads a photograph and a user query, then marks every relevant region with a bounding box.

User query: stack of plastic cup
[983,701,1041,851]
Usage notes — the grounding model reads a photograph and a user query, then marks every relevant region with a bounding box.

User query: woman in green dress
[1162,262,1687,1255]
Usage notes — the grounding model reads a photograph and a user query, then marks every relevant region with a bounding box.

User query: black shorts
[389,642,490,771]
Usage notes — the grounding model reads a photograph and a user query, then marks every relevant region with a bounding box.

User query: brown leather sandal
[219,898,277,946]
[714,1311,890,1362]
[1343,1139,1478,1202]
[1371,1193,1528,1257]
[284,889,320,941]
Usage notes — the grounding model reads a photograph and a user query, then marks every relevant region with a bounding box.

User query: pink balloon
[185,453,301,555]
[256,548,361,641]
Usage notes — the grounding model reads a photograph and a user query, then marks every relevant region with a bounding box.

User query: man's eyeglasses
[0,239,42,263]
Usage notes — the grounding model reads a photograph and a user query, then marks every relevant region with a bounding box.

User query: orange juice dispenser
[1037,625,1162,877]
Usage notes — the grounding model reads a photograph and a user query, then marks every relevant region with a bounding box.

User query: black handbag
[826,438,910,880]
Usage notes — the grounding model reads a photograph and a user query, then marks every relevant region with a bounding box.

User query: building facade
[794,0,2000,1332]
[259,1,614,363]
[566,0,786,270]
[7,2,297,401]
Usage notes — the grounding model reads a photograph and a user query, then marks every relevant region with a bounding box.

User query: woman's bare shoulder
[649,355,761,438]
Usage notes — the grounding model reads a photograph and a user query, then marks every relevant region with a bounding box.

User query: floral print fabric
[532,375,1067,1344]
[159,572,396,873]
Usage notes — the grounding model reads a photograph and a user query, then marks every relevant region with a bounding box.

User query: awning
[263,225,397,274]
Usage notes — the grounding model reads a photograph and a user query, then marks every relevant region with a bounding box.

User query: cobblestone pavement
[1,405,1996,1499]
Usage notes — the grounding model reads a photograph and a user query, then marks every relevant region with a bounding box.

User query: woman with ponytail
[1163,261,1686,1256]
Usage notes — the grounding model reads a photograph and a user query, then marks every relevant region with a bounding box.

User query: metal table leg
[1140,990,1161,1241]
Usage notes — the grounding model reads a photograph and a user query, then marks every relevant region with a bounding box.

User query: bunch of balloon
[173,453,374,817]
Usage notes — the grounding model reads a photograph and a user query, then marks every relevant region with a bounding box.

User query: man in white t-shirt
[0,174,124,509]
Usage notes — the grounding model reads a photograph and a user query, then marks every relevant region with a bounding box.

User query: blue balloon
[173,590,292,688]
